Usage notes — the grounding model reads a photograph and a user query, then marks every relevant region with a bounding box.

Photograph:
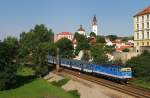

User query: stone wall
[112,52,141,64]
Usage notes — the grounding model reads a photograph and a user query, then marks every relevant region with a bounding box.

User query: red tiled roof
[116,45,131,51]
[134,6,150,16]
[57,32,72,35]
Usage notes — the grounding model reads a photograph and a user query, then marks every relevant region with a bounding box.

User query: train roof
[92,64,123,68]
[60,57,125,68]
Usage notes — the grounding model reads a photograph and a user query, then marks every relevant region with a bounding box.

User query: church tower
[92,15,98,35]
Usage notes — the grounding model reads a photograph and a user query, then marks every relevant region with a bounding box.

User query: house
[54,32,73,42]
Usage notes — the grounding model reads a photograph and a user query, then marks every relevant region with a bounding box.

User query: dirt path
[62,72,135,98]
[45,72,135,98]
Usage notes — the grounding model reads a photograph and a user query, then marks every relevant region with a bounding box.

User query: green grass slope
[0,67,79,98]
[0,79,78,98]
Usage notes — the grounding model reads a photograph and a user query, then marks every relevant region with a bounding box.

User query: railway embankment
[45,71,135,98]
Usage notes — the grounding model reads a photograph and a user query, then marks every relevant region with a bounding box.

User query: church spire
[92,15,98,35]
[92,15,97,25]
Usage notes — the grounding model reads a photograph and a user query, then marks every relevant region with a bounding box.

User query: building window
[137,42,139,46]
[147,22,149,28]
[147,15,149,20]
[137,33,139,39]
[147,32,149,39]
[142,31,144,39]
[142,23,144,29]
[142,42,144,46]
[137,17,139,21]
[137,24,139,30]
[142,16,144,20]
[147,42,149,46]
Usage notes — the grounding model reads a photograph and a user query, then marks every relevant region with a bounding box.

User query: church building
[77,25,86,35]
[77,15,98,36]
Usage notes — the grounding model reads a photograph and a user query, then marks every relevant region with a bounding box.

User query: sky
[0,0,150,40]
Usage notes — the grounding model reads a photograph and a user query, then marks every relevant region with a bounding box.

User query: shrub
[51,79,69,87]
[68,90,80,98]
[122,48,130,52]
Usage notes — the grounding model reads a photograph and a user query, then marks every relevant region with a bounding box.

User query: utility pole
[56,48,60,72]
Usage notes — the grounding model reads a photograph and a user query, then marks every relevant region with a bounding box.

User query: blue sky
[0,0,150,40]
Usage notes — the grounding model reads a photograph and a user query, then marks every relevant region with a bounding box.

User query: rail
[59,68,150,98]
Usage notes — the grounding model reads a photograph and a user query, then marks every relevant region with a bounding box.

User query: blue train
[48,56,132,83]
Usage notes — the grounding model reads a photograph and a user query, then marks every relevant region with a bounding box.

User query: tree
[74,32,89,55]
[81,50,90,61]
[90,32,96,37]
[113,59,123,65]
[90,44,109,64]
[33,42,50,77]
[0,42,17,90]
[104,45,115,53]
[3,36,19,63]
[74,32,87,42]
[126,51,150,81]
[106,35,118,41]
[96,35,105,43]
[56,38,73,58]
[19,24,54,77]
[49,43,57,56]
[3,36,18,48]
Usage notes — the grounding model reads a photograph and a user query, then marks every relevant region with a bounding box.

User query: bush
[51,79,69,87]
[122,48,130,52]
[68,90,80,97]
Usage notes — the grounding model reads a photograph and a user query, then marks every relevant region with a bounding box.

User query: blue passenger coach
[48,56,132,82]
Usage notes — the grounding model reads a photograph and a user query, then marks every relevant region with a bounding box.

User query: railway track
[58,68,150,98]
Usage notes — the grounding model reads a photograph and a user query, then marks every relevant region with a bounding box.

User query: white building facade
[77,25,86,35]
[134,6,150,52]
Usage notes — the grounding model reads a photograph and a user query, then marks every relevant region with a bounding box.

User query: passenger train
[48,56,132,83]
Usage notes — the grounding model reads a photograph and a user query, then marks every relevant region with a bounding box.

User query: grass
[17,66,34,76]
[131,78,150,89]
[0,79,79,98]
[0,67,80,98]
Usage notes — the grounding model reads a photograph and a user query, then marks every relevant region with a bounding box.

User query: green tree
[0,42,17,90]
[104,45,115,53]
[90,44,109,64]
[113,59,123,65]
[74,32,87,42]
[49,43,57,56]
[3,36,19,63]
[126,51,150,81]
[3,36,18,48]
[33,42,50,77]
[90,32,96,37]
[96,35,105,43]
[81,50,90,61]
[74,32,89,55]
[106,35,118,41]
[56,38,73,58]
[19,24,54,77]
